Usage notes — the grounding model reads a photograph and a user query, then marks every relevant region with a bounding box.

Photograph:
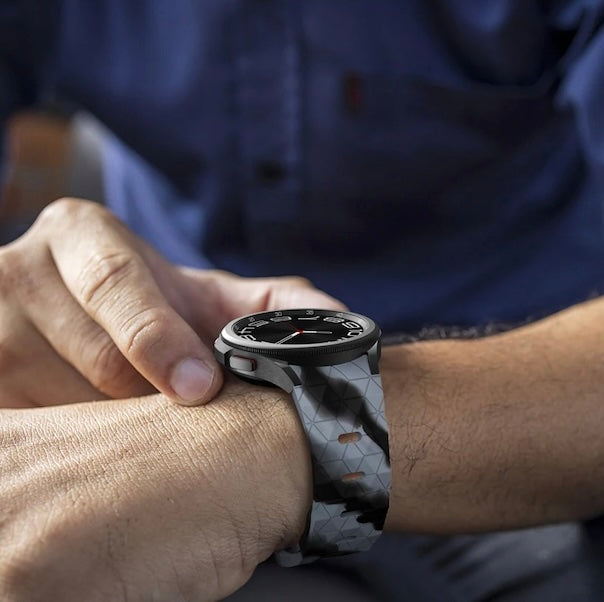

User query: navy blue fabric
[2,1,604,333]
[229,526,604,602]
[3,4,604,600]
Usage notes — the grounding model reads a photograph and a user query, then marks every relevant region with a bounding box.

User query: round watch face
[219,308,380,362]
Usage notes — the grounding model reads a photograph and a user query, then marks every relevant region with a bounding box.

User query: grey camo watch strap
[274,355,391,567]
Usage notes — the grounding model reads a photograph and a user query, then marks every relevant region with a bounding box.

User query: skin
[1,199,604,599]
[382,299,604,534]
[0,383,311,601]
[0,198,345,407]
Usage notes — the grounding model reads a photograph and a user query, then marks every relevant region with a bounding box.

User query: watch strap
[274,355,390,567]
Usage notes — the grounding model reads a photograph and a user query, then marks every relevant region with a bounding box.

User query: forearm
[181,296,604,548]
[382,296,604,534]
[6,295,604,601]
[0,383,310,601]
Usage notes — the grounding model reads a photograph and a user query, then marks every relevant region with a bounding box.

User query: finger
[0,309,108,408]
[19,252,156,399]
[36,200,222,406]
[259,276,348,312]
[178,269,348,339]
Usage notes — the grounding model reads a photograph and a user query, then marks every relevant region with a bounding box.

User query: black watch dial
[235,312,363,345]
[219,309,380,363]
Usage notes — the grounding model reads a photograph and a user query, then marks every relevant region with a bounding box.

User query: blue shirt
[2,1,604,333]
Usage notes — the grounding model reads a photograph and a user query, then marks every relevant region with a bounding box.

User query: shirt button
[256,160,286,184]
[229,355,257,373]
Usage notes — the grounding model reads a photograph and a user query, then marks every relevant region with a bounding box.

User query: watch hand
[275,332,301,344]
[298,330,333,335]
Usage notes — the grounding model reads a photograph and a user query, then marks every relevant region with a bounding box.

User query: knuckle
[87,335,138,396]
[77,251,139,307]
[281,275,314,289]
[35,197,82,227]
[34,198,113,238]
[117,307,169,364]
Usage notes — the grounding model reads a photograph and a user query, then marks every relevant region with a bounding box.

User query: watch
[214,308,390,567]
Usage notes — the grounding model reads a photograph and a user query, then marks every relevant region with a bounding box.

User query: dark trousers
[227,521,604,601]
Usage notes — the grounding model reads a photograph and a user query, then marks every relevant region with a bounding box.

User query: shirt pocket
[303,69,560,252]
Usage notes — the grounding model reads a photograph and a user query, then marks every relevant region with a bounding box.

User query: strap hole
[342,471,365,482]
[338,432,362,444]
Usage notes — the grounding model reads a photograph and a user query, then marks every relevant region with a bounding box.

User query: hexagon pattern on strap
[275,355,390,567]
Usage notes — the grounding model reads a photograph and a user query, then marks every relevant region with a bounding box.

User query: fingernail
[170,358,215,404]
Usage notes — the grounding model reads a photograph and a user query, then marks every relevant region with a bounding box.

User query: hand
[0,383,311,601]
[0,198,345,408]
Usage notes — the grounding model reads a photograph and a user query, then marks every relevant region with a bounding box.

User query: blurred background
[0,102,105,244]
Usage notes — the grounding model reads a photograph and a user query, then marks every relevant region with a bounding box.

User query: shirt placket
[231,0,302,227]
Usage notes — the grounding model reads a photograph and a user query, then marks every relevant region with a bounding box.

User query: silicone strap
[274,355,390,567]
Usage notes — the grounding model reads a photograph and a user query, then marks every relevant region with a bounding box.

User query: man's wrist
[206,380,312,562]
[0,390,312,601]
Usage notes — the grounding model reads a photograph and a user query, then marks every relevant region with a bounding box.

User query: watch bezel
[219,309,380,364]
